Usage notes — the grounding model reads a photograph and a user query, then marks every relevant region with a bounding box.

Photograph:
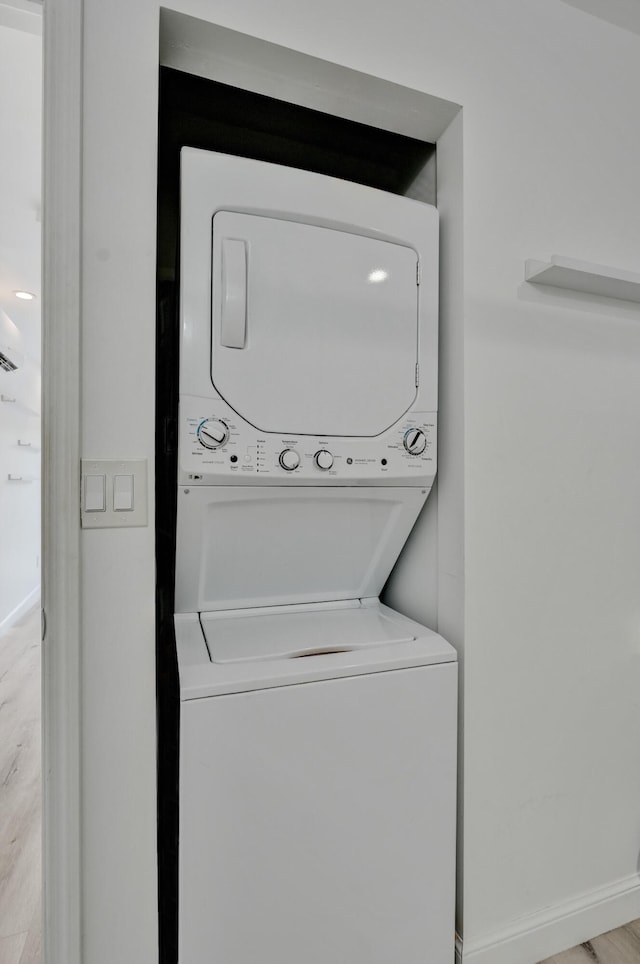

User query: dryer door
[211,212,419,437]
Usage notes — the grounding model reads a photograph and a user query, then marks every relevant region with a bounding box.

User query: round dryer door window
[211,211,419,437]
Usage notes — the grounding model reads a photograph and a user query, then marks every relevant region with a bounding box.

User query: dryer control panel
[179,394,436,487]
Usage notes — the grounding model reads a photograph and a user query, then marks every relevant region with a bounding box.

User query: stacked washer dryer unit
[175,148,457,964]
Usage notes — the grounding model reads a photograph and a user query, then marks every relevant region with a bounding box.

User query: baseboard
[0,585,41,637]
[459,874,640,964]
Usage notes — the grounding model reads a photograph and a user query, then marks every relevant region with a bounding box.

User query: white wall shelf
[1,393,40,417]
[525,255,640,304]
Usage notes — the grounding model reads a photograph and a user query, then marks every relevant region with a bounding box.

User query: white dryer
[175,149,457,964]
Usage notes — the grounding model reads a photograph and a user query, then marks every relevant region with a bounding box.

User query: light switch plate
[81,459,148,528]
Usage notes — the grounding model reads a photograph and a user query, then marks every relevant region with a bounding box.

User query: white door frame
[42,0,83,961]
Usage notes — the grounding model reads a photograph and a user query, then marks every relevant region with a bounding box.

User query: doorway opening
[0,4,43,962]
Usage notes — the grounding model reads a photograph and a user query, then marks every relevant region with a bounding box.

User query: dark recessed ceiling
[158,66,434,196]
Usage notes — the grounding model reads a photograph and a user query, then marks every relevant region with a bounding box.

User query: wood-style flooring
[540,921,640,963]
[1,606,639,964]
[0,606,41,964]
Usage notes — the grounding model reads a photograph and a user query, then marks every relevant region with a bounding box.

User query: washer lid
[176,605,457,700]
[201,605,415,664]
[211,211,419,437]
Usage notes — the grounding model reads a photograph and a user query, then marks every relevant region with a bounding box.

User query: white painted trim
[461,875,640,964]
[42,0,82,962]
[435,110,465,937]
[159,10,460,142]
[0,585,41,637]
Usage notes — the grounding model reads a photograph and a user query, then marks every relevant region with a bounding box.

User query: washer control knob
[279,448,300,471]
[314,449,334,471]
[403,428,427,456]
[198,418,229,449]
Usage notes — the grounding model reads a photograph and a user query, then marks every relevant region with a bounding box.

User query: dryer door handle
[220,238,247,348]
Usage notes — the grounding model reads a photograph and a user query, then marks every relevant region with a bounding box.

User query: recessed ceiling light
[14,291,35,301]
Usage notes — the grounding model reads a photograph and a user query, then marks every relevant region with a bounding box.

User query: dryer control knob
[279,448,300,471]
[403,428,427,455]
[197,418,229,449]
[314,449,334,471]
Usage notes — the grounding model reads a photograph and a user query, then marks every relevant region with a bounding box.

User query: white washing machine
[175,149,457,963]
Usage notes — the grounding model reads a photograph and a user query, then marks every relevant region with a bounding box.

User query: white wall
[78,4,159,962]
[72,1,640,962]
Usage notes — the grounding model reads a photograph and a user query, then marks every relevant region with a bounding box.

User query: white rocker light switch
[113,474,134,511]
[85,474,106,512]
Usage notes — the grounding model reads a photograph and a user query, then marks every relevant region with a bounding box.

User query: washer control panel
[179,395,437,486]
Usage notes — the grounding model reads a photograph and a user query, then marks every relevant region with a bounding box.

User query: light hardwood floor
[540,920,640,963]
[1,607,639,964]
[0,606,41,964]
